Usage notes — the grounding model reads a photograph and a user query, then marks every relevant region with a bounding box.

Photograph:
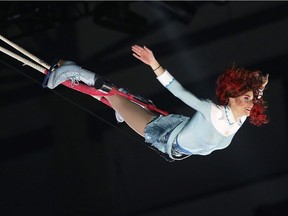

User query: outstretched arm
[131,45,165,77]
[131,45,209,112]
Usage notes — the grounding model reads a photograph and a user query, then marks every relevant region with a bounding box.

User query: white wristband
[157,70,174,87]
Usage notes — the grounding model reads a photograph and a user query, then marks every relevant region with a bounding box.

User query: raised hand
[261,74,269,88]
[131,45,164,76]
[259,74,269,91]
[131,45,157,66]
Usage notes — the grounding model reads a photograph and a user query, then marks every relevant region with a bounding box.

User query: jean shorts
[144,114,191,159]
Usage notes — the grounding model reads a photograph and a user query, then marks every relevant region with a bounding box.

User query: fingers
[143,45,151,52]
[259,74,269,91]
[132,45,144,52]
[132,45,145,57]
[262,74,269,83]
[132,53,141,60]
[131,44,154,65]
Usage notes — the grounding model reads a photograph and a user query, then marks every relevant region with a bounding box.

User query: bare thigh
[105,95,157,137]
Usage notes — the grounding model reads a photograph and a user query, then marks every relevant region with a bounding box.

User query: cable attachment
[94,77,115,93]
[117,88,154,105]
[42,59,61,88]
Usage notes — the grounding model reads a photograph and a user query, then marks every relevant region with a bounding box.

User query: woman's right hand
[132,45,165,76]
[131,45,159,69]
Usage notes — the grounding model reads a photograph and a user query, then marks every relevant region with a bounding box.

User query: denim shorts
[144,114,191,159]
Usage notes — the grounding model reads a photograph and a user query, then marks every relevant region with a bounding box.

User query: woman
[47,45,269,161]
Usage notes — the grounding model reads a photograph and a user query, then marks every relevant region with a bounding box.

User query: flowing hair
[216,66,269,126]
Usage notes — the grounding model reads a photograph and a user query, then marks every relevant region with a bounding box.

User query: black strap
[42,59,61,88]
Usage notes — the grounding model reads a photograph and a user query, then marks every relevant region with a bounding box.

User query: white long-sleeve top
[157,70,247,155]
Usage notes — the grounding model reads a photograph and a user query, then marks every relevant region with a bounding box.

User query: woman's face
[229,91,254,118]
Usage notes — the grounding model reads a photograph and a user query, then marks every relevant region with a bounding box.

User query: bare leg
[104,95,156,137]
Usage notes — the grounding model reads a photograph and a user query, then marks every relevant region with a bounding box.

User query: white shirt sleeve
[156,70,175,87]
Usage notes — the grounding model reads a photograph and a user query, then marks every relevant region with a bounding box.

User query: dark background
[1,1,288,216]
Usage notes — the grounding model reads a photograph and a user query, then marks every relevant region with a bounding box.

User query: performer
[47,45,269,161]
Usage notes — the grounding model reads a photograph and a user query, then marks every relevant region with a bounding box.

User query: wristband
[153,65,161,71]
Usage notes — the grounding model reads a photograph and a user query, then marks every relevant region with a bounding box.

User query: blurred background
[0,1,288,216]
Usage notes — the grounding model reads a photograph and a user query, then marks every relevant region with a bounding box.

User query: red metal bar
[59,80,169,116]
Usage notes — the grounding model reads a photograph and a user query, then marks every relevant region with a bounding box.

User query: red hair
[216,66,269,126]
